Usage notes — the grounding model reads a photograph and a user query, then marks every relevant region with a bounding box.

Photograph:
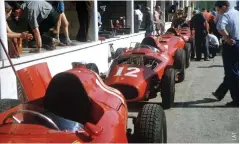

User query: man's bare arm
[32,27,42,48]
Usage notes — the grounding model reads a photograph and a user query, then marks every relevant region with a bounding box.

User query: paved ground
[127,56,239,143]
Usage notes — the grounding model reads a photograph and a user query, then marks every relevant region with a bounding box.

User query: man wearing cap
[98,5,106,31]
[212,1,239,107]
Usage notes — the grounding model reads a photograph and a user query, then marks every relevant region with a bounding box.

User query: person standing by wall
[75,1,92,42]
[144,7,154,37]
[154,5,161,36]
[98,6,106,31]
[168,2,178,22]
[50,1,72,46]
[212,1,239,107]
[134,5,143,33]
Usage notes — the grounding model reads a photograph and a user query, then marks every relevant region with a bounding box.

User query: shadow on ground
[198,65,224,68]
[127,98,237,112]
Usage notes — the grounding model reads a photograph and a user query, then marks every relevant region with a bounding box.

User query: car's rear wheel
[161,67,175,109]
[184,43,191,68]
[134,104,167,143]
[0,99,21,113]
[114,48,125,59]
[174,48,186,82]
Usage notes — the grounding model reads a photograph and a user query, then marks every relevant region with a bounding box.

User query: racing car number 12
[114,67,140,78]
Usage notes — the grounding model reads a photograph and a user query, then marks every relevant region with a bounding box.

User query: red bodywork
[104,35,181,102]
[176,27,193,42]
[0,63,128,143]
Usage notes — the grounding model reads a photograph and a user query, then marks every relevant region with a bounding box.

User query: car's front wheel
[161,67,175,109]
[133,104,167,143]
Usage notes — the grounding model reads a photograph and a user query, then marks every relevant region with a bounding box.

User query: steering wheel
[2,110,60,131]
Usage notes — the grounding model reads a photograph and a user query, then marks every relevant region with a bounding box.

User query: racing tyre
[134,104,167,143]
[174,48,186,82]
[161,67,175,109]
[86,63,99,75]
[184,43,191,68]
[0,99,20,113]
[114,48,125,59]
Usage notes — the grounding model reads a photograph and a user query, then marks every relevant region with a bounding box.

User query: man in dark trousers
[144,7,154,37]
[75,1,92,42]
[212,1,239,107]
[190,12,209,61]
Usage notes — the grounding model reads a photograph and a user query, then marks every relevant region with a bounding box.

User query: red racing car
[102,36,177,109]
[0,63,167,143]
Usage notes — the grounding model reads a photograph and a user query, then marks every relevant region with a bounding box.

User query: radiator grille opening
[111,84,138,100]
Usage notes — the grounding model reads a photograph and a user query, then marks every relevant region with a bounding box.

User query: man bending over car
[17,1,60,53]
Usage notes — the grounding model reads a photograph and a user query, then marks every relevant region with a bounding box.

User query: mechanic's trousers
[195,34,209,59]
[217,41,239,104]
[76,3,90,42]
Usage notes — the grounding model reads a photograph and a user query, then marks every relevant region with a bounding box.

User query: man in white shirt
[134,5,143,33]
[207,33,220,58]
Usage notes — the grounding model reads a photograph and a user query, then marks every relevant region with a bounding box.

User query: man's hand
[21,31,33,40]
[225,36,236,46]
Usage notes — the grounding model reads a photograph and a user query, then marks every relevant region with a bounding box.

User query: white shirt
[207,34,219,46]
[134,9,143,21]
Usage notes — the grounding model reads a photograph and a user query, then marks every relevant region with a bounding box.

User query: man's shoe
[195,59,201,61]
[212,92,224,101]
[225,101,239,107]
[204,57,210,61]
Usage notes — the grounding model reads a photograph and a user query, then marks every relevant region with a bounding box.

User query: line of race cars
[0,26,193,143]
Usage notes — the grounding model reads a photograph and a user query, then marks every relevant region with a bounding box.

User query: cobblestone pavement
[127,56,239,143]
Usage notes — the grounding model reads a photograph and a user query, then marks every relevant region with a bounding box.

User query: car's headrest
[141,37,158,48]
[43,72,91,124]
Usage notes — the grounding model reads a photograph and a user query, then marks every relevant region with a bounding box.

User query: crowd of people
[168,1,239,107]
[134,1,239,107]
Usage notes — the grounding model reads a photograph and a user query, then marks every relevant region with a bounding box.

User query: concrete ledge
[0,31,146,69]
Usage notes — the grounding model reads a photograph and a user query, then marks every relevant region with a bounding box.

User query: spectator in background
[202,8,214,33]
[98,5,106,31]
[144,7,154,37]
[5,2,33,58]
[235,1,239,11]
[213,1,239,107]
[154,5,161,36]
[134,5,143,33]
[50,1,72,46]
[154,5,165,35]
[206,33,219,58]
[189,10,198,59]
[17,1,60,52]
[75,1,93,42]
[171,9,186,28]
[212,8,217,16]
[168,2,178,22]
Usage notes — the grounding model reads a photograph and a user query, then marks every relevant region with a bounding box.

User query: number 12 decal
[114,67,140,77]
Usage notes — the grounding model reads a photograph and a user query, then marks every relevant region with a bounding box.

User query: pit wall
[0,32,145,100]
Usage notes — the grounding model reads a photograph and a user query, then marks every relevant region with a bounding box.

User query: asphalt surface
[127,56,239,143]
